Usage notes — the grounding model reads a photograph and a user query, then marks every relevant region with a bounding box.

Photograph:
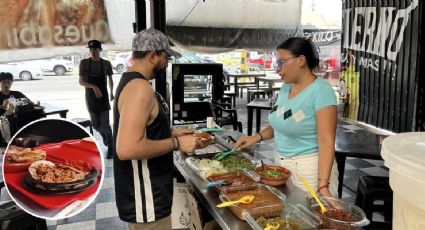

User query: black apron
[85,59,110,113]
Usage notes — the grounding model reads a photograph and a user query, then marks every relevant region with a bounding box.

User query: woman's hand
[318,186,333,197]
[318,187,345,210]
[172,128,194,137]
[235,135,260,150]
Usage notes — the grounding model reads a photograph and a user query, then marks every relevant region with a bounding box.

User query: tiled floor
[0,94,389,229]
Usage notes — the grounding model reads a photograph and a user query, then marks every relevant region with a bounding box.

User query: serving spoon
[300,175,327,214]
[216,195,255,208]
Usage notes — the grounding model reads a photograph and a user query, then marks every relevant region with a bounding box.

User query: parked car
[22,58,74,76]
[42,58,74,75]
[0,63,42,81]
[111,52,131,73]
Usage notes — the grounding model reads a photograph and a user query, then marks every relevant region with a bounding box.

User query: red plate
[4,139,102,210]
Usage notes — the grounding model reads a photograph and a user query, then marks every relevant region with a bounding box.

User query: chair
[209,101,242,132]
[355,176,393,229]
[0,181,47,230]
[223,91,237,107]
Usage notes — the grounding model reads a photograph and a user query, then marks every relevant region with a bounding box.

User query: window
[183,75,213,103]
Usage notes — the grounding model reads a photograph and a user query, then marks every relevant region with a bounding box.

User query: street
[12,72,122,120]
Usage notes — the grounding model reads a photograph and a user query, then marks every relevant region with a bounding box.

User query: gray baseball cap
[132,28,181,58]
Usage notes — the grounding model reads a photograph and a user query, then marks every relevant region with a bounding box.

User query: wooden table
[256,75,282,91]
[40,103,69,118]
[227,72,266,97]
[246,98,273,135]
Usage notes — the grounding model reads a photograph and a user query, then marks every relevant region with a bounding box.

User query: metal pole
[151,0,167,100]
[134,0,147,33]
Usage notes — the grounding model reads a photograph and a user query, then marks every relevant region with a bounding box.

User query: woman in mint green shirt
[236,37,339,197]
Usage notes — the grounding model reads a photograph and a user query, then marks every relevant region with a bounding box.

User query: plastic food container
[193,143,227,157]
[206,169,261,193]
[218,151,260,171]
[243,203,322,230]
[186,157,227,179]
[381,132,425,229]
[307,196,369,230]
[219,184,286,221]
[255,165,291,187]
[186,152,259,179]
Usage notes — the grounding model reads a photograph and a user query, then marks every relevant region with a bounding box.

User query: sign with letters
[0,0,111,50]
[341,0,423,132]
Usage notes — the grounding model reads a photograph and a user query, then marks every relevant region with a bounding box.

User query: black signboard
[341,0,424,132]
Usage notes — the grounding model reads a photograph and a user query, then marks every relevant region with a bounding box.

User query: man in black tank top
[113,29,201,230]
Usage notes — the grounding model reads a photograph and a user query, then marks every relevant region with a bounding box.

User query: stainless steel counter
[173,150,309,230]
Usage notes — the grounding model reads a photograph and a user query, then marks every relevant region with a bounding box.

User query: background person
[79,40,114,159]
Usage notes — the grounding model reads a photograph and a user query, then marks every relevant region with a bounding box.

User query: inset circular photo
[2,118,104,220]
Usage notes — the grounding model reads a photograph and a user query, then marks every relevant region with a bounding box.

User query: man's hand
[93,86,103,99]
[177,135,198,154]
[172,128,194,137]
[3,104,14,116]
[1,100,9,110]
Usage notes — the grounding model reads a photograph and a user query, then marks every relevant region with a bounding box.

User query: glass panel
[183,75,213,103]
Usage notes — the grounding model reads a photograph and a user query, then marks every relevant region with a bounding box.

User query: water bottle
[8,95,16,106]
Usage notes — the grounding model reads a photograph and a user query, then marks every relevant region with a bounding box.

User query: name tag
[292,110,305,123]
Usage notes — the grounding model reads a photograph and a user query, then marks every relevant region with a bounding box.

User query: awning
[0,0,303,62]
[165,0,302,53]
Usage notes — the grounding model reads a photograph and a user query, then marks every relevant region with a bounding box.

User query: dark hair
[0,72,13,81]
[277,37,319,71]
[132,50,164,59]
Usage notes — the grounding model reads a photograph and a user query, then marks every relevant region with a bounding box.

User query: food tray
[219,184,286,221]
[185,157,227,179]
[4,161,36,173]
[243,203,322,230]
[207,170,261,193]
[193,143,227,157]
[4,139,102,210]
[186,152,259,179]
